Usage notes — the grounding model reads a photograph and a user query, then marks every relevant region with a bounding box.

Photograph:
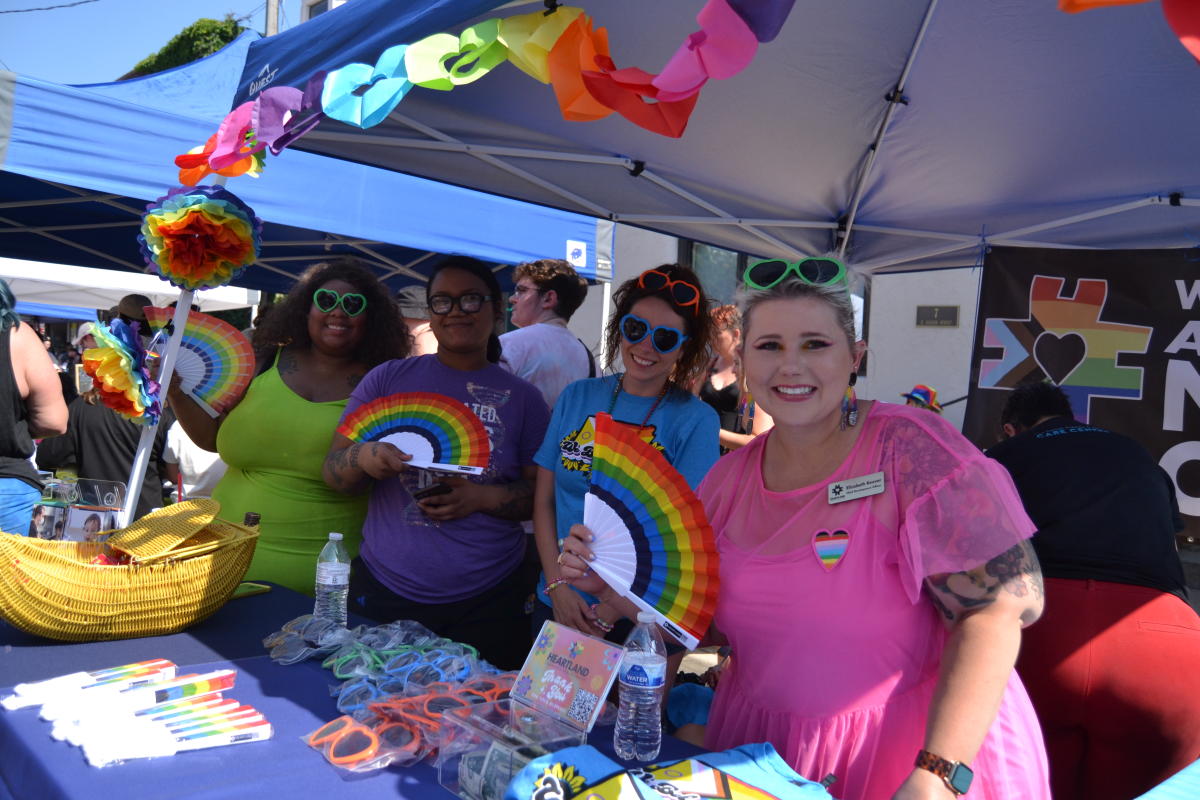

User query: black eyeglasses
[429,292,492,315]
[620,313,688,354]
[313,288,368,317]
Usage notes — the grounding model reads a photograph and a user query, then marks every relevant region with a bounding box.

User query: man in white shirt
[499,259,594,408]
[163,421,227,499]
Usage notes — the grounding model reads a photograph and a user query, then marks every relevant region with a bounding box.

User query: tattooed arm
[322,433,411,494]
[892,541,1044,799]
[417,464,537,522]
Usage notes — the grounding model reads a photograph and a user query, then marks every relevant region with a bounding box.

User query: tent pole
[838,0,942,259]
[0,212,143,269]
[854,196,1161,272]
[388,113,614,217]
[637,169,807,257]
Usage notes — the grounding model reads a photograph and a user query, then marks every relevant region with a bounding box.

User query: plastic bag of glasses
[437,699,585,800]
[305,673,519,773]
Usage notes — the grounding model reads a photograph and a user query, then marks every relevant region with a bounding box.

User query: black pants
[348,557,532,671]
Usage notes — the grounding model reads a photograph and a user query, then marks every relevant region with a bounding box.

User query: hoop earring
[840,373,858,431]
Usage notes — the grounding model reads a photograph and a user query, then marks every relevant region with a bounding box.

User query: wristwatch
[914,750,974,796]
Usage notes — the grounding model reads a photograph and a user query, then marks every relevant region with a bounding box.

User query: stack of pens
[0,659,272,767]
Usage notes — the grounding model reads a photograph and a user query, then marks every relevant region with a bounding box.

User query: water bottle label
[619,661,666,688]
[316,563,350,586]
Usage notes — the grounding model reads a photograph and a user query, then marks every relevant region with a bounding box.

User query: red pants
[1017,578,1200,800]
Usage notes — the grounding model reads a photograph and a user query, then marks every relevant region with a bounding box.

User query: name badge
[828,471,885,505]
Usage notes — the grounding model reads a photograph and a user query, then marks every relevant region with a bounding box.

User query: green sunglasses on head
[743,257,848,290]
[313,288,368,317]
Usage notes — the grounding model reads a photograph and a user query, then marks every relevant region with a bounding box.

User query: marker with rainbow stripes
[85,715,272,767]
[42,670,236,724]
[2,659,177,711]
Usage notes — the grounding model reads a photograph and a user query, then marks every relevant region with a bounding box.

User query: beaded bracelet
[543,577,569,596]
[590,604,615,634]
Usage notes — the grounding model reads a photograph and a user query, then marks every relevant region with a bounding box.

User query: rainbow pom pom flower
[81,320,161,425]
[137,185,262,291]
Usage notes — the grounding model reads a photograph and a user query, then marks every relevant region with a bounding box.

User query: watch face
[948,764,974,794]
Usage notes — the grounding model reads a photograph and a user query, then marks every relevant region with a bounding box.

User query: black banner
[964,247,1200,536]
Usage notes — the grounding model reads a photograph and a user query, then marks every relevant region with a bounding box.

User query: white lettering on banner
[1160,442,1200,518]
[249,64,279,96]
[1163,359,1200,433]
[1177,280,1200,311]
[1165,322,1200,356]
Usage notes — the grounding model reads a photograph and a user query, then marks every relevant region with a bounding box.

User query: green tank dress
[213,356,367,595]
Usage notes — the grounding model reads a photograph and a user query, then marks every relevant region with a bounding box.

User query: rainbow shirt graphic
[979,276,1152,422]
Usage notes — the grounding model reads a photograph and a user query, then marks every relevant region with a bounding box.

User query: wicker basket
[0,515,258,642]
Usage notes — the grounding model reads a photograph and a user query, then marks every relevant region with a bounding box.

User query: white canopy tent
[0,258,259,313]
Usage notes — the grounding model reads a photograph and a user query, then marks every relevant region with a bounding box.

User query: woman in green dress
[168,258,408,593]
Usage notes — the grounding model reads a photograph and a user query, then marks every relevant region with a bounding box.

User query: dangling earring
[840,373,858,431]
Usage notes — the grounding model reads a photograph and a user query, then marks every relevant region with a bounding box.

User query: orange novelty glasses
[306,714,422,767]
[637,269,701,316]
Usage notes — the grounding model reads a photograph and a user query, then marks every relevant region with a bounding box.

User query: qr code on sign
[566,688,599,725]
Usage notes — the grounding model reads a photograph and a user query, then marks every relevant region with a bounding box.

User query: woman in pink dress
[559,258,1050,799]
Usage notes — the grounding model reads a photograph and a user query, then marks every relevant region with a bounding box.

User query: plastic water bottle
[613,611,668,762]
[313,532,350,627]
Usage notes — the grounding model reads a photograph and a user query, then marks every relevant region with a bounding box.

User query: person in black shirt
[987,381,1200,800]
[36,391,173,520]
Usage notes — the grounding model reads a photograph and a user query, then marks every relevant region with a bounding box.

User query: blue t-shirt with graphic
[533,374,720,607]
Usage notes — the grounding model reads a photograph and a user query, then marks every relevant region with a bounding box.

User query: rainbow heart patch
[812,529,849,571]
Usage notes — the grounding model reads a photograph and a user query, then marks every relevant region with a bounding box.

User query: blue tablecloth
[0,585,697,800]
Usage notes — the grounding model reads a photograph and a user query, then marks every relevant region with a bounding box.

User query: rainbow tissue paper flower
[81,320,161,425]
[138,185,262,291]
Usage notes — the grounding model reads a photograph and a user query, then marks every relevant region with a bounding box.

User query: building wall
[567,224,678,369]
[863,267,982,433]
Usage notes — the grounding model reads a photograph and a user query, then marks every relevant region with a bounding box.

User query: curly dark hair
[252,258,408,368]
[602,264,714,391]
[1000,381,1075,430]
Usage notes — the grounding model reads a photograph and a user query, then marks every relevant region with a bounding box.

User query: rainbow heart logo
[812,529,849,571]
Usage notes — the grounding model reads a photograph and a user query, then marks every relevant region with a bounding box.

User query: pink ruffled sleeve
[884,413,1036,603]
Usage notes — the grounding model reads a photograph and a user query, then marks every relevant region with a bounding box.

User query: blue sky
[0,0,302,84]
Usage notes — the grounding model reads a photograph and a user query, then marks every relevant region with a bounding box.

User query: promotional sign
[964,247,1200,537]
[512,621,624,732]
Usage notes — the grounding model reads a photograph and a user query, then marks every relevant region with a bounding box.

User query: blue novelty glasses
[620,313,688,354]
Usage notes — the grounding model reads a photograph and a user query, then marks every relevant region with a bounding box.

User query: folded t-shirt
[506,742,832,799]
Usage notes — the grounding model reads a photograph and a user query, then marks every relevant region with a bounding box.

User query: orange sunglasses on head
[637,269,701,316]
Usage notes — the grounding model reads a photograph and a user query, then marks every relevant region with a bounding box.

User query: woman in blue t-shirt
[531,264,720,641]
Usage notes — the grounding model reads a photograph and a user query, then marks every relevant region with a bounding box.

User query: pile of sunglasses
[331,641,495,714]
[263,616,454,668]
[306,673,515,772]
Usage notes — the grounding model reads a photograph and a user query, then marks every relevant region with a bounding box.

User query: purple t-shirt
[345,355,550,603]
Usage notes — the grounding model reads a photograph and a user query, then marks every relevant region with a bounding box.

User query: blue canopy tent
[0,63,612,297]
[215,0,1200,272]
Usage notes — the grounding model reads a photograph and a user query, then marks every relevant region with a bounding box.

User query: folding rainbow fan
[582,413,719,648]
[144,307,255,416]
[336,392,490,475]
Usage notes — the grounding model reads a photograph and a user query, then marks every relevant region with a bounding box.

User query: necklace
[607,373,671,428]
